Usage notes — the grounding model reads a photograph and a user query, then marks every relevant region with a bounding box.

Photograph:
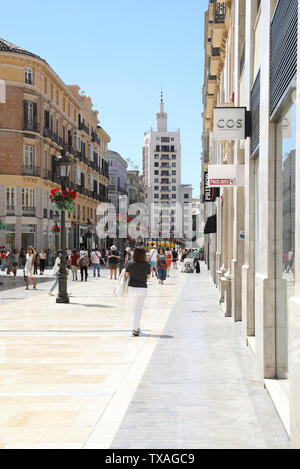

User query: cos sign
[213,107,251,140]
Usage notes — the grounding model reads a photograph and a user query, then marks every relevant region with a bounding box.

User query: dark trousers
[40,259,46,273]
[80,266,88,281]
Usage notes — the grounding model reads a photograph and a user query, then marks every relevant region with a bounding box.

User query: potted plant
[49,188,77,211]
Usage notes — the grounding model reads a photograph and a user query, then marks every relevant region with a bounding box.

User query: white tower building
[143,95,192,240]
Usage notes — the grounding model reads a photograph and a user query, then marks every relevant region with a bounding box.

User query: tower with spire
[142,94,192,241]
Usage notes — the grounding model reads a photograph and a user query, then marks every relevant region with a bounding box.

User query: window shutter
[33,103,37,127]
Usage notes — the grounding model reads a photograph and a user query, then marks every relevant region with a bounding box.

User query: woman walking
[125,247,151,337]
[79,252,89,282]
[156,248,167,285]
[25,246,37,290]
[39,250,47,275]
[70,249,80,281]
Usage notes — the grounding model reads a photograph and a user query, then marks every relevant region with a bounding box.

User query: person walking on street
[148,245,158,278]
[70,249,80,281]
[156,248,167,285]
[108,245,120,280]
[6,249,19,277]
[19,248,26,278]
[25,246,37,290]
[33,251,39,275]
[165,248,172,277]
[172,248,178,269]
[39,250,47,275]
[91,248,102,278]
[0,247,6,272]
[48,251,61,295]
[125,247,151,337]
[79,252,89,282]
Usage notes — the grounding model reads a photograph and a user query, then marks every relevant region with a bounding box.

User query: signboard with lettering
[204,172,220,202]
[208,165,244,188]
[213,107,249,140]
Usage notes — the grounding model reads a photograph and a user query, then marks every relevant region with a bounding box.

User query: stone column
[289,0,300,449]
[242,0,256,342]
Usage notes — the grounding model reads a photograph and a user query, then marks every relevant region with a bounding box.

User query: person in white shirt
[148,245,158,278]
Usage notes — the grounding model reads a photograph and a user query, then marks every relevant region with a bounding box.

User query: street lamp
[55,151,72,304]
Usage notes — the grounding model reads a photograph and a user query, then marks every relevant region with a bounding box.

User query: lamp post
[55,152,72,304]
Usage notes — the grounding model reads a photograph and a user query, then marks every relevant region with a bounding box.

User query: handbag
[114,269,129,298]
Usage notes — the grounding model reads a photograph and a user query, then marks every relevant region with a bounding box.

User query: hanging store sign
[213,107,251,140]
[204,172,220,202]
[208,165,244,187]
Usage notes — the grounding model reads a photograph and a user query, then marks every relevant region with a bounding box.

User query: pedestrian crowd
[0,243,203,338]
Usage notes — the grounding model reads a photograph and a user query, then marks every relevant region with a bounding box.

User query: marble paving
[0,269,185,449]
[112,267,290,449]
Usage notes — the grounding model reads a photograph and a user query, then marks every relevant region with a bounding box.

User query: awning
[204,214,217,234]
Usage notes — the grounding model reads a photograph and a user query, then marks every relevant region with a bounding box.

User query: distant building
[108,150,128,213]
[127,170,146,205]
[142,96,192,241]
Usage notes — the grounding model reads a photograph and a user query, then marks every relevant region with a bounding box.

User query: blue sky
[1,0,206,198]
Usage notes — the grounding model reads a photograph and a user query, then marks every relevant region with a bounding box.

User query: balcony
[79,122,90,135]
[22,206,36,217]
[214,2,226,23]
[6,205,15,216]
[43,169,52,181]
[91,133,100,146]
[43,128,60,146]
[22,165,41,177]
[66,144,75,156]
[23,121,40,133]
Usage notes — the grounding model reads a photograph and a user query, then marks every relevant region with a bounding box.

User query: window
[6,187,15,211]
[56,90,59,105]
[44,151,48,171]
[172,163,176,167]
[171,138,174,141]
[170,146,175,152]
[22,188,36,207]
[154,170,159,175]
[184,194,189,199]
[50,84,53,100]
[172,155,176,160]
[154,194,159,199]
[63,97,66,113]
[172,179,176,183]
[154,162,159,167]
[172,194,176,199]
[155,154,159,159]
[154,178,159,183]
[172,171,176,176]
[154,186,159,191]
[156,146,160,151]
[44,77,47,94]
[24,145,35,168]
[172,187,176,191]
[25,67,33,85]
[24,101,34,126]
[161,137,170,143]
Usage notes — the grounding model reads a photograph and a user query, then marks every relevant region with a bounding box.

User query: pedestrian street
[0,265,289,449]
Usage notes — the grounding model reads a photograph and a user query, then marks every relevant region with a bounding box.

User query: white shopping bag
[114,269,129,298]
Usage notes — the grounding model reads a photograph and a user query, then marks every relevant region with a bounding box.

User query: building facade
[0,38,110,254]
[107,150,128,213]
[202,0,300,447]
[143,98,192,241]
[127,170,146,205]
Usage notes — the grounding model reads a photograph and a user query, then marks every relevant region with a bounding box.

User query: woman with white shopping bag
[125,247,151,337]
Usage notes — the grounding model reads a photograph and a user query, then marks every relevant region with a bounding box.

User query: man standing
[108,245,120,280]
[91,248,102,278]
